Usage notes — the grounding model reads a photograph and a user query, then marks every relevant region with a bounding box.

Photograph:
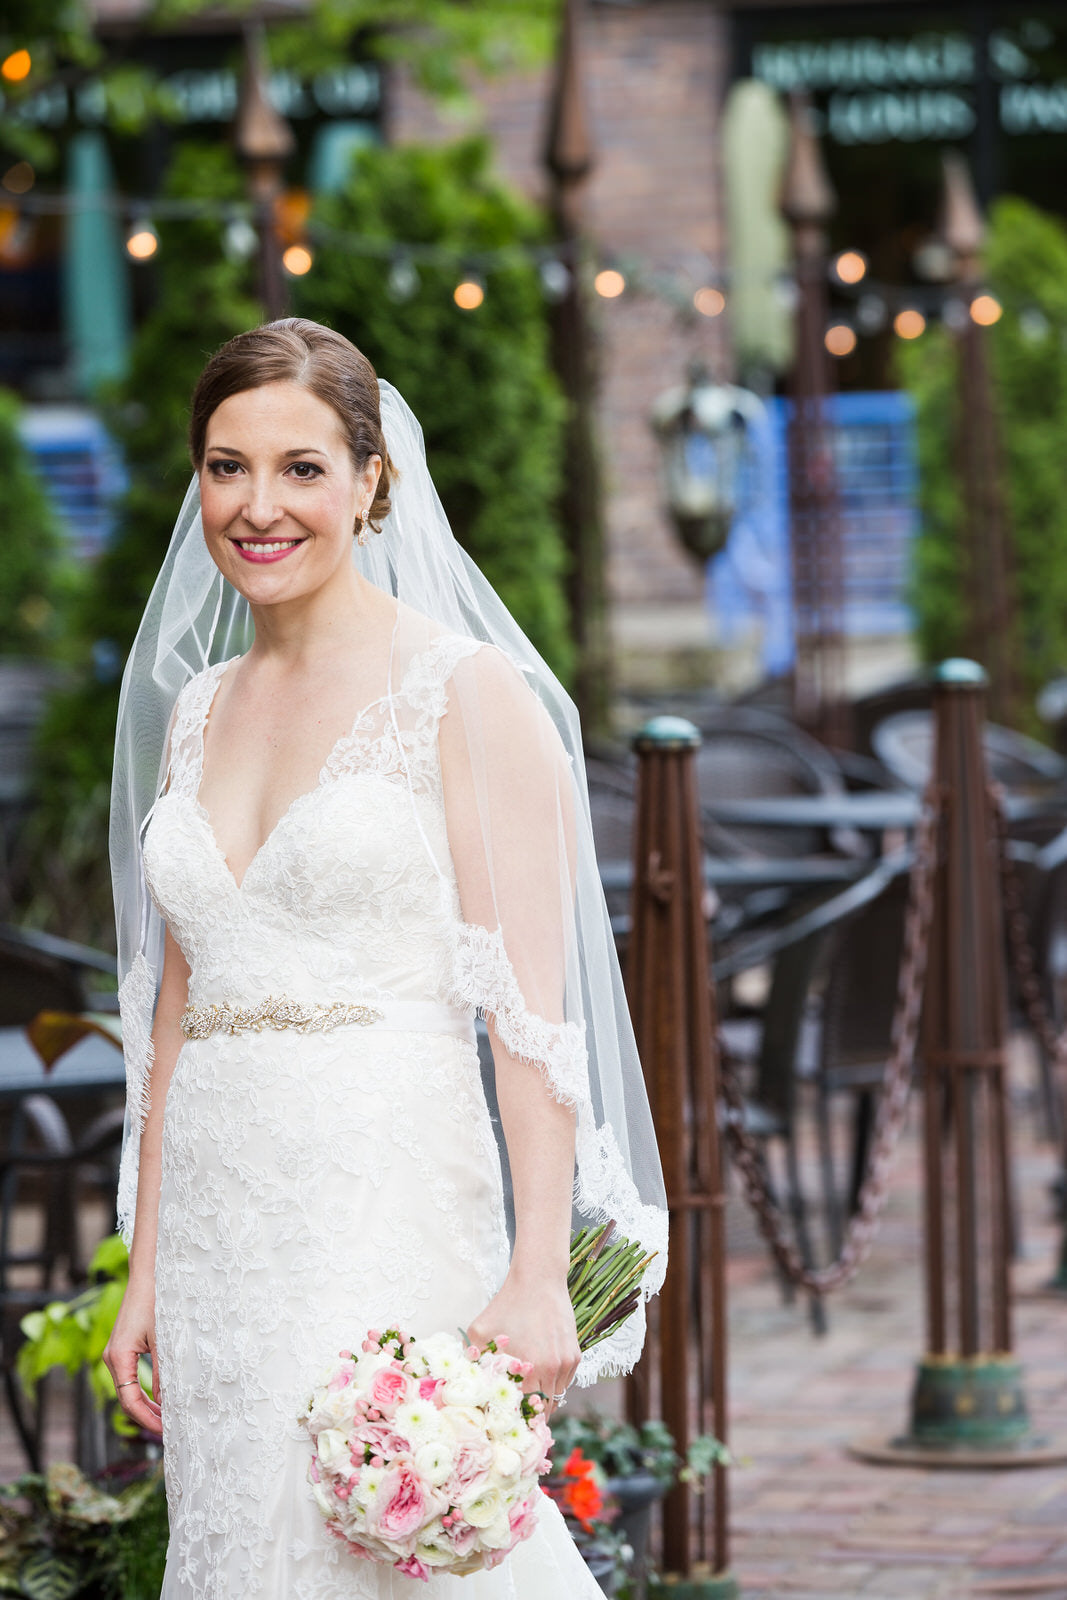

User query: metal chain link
[715,784,943,1296]
[991,784,1067,1091]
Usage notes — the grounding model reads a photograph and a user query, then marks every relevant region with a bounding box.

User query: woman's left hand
[467,1269,580,1418]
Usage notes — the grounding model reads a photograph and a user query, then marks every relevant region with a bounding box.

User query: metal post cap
[934,658,989,688]
[632,715,701,752]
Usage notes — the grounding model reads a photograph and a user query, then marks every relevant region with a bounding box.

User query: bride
[103,318,667,1597]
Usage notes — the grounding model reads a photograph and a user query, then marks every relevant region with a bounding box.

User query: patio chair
[0,923,118,1026]
[815,866,912,1259]
[0,1093,125,1472]
[872,710,1067,794]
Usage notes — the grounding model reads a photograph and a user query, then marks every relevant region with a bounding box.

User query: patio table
[0,1025,123,1103]
[702,790,1065,832]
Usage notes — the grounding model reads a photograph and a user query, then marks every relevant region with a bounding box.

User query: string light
[387,256,418,302]
[970,292,1002,327]
[539,258,571,301]
[1,161,34,195]
[593,268,625,299]
[1,50,31,83]
[825,323,857,357]
[832,249,868,286]
[894,307,926,340]
[223,216,258,262]
[125,221,158,261]
[693,286,726,318]
[856,293,887,334]
[282,244,313,276]
[454,277,484,310]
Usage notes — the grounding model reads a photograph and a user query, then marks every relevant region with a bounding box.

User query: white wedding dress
[141,635,604,1599]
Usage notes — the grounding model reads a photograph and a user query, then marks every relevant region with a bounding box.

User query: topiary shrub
[0,388,68,659]
[897,196,1067,714]
[295,136,572,681]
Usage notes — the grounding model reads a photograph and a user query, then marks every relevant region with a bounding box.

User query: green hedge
[295,137,572,681]
[897,196,1067,711]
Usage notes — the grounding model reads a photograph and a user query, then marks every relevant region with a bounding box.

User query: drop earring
[355,508,369,545]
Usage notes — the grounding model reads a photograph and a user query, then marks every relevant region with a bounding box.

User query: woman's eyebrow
[204,446,330,459]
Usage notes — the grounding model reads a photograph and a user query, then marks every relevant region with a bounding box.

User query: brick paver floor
[617,1045,1067,1600]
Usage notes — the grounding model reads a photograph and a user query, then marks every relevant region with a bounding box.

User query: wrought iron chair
[873,710,1067,793]
[0,1092,126,1472]
[0,923,118,1026]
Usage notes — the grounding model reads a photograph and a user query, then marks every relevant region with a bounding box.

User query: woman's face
[199,381,380,606]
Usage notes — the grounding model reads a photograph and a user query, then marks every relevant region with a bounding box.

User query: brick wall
[390,3,734,678]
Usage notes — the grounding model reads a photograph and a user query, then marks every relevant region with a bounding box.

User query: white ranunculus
[460,1486,505,1528]
[311,1478,334,1519]
[490,1442,521,1480]
[442,1366,492,1410]
[414,1439,456,1487]
[315,1429,350,1476]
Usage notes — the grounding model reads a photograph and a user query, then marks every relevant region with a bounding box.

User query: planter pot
[582,1544,618,1596]
[605,1471,665,1600]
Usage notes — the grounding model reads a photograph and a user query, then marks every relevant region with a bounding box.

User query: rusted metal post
[626,717,736,1597]
[855,661,1063,1467]
[235,24,294,322]
[940,155,1021,729]
[542,0,609,734]
[780,92,848,749]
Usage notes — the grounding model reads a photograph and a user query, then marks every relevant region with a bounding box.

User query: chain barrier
[991,785,1067,1099]
[715,784,943,1296]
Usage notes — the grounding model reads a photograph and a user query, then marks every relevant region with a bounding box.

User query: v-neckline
[192,654,409,895]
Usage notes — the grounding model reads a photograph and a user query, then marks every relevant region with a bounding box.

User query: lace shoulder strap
[165,659,230,800]
[397,633,483,725]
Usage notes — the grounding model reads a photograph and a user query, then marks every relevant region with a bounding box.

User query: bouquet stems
[568,1222,657,1351]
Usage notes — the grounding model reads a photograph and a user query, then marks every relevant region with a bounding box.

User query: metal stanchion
[626,717,737,1598]
[853,661,1067,1468]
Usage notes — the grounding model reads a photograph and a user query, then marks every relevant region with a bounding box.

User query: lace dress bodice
[143,634,478,1011]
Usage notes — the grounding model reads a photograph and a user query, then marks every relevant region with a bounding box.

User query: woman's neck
[245,566,396,671]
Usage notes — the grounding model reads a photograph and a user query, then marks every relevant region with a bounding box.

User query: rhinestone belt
[179,997,385,1041]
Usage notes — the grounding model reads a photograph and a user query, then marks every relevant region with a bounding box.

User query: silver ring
[552,1391,567,1404]
[116,1380,140,1390]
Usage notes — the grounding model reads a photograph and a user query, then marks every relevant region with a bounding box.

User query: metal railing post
[626,717,737,1597]
[854,660,1062,1467]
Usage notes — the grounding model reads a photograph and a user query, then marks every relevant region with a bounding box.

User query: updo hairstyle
[188,318,395,533]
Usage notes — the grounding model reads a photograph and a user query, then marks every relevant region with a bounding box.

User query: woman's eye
[289,462,322,480]
[208,460,242,477]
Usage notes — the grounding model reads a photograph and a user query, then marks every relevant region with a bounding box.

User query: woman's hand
[467,1269,580,1419]
[103,1278,163,1438]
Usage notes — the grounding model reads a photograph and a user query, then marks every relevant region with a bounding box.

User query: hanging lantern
[650,363,765,562]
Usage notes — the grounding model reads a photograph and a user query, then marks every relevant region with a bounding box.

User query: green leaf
[17,1549,83,1600]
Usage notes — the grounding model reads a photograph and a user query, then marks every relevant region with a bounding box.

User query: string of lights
[0,159,1035,345]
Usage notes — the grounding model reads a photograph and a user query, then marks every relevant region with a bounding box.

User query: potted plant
[551,1413,728,1597]
[0,1459,167,1599]
[543,1444,629,1596]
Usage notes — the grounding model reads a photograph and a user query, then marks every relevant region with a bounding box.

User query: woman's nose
[242,478,284,530]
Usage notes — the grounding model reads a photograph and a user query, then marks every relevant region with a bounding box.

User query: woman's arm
[440,648,581,1409]
[102,925,190,1436]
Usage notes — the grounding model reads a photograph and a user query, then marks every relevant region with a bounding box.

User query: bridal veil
[110,363,668,1382]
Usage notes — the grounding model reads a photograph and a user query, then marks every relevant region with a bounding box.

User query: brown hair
[188,318,395,531]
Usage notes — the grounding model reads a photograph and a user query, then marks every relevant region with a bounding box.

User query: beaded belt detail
[179,997,385,1040]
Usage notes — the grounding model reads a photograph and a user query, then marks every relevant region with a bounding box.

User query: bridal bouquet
[301,1223,655,1580]
[300,1328,551,1581]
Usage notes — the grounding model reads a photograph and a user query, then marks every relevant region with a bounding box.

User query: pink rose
[509,1496,539,1545]
[373,1462,430,1542]
[368,1367,411,1415]
[452,1437,493,1490]
[355,1419,408,1459]
[395,1554,430,1581]
[419,1376,444,1404]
